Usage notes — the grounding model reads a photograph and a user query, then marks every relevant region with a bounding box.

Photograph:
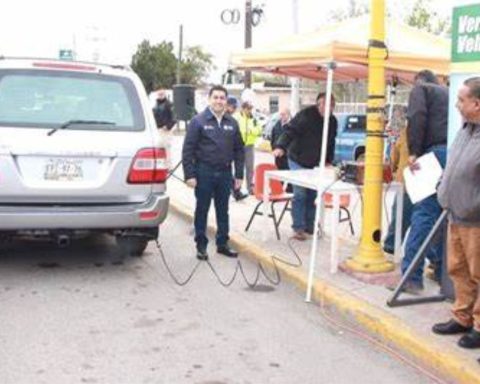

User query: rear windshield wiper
[47,120,116,136]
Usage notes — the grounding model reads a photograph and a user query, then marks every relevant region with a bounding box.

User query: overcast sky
[0,0,473,82]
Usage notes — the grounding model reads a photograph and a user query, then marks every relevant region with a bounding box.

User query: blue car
[334,113,367,163]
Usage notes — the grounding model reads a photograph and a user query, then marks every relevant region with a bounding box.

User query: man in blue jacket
[182,85,245,260]
[400,69,448,293]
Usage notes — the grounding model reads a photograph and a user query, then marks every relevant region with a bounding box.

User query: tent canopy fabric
[229,16,450,83]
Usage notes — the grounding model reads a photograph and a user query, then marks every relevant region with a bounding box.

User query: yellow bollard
[345,0,394,273]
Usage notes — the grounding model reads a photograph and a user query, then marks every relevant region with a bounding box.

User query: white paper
[403,152,443,204]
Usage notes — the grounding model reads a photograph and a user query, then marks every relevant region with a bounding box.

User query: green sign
[59,49,74,61]
[452,4,480,62]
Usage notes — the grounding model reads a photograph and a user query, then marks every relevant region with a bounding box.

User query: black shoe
[217,245,238,258]
[196,248,209,261]
[432,319,472,335]
[233,191,248,201]
[386,281,424,295]
[383,246,394,255]
[459,329,480,349]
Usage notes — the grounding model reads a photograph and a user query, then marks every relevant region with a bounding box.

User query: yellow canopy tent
[229,15,450,83]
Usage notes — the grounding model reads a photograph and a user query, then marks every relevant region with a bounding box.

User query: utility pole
[86,25,104,63]
[290,0,300,114]
[346,0,394,273]
[244,0,253,89]
[176,24,183,84]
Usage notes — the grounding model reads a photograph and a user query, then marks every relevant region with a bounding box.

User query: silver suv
[0,58,169,255]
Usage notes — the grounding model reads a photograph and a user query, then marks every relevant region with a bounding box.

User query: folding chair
[244,163,293,240]
[323,192,355,236]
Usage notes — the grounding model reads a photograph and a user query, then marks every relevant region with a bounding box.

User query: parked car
[0,58,169,256]
[334,113,367,163]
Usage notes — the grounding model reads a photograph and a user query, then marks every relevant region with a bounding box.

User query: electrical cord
[153,237,304,289]
[154,240,203,286]
[316,297,446,384]
[151,175,444,383]
[151,178,343,289]
[284,175,443,383]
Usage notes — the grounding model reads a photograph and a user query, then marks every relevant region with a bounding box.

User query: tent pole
[289,0,300,115]
[305,62,335,302]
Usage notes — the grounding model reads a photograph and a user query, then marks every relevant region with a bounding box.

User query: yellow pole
[345,0,394,273]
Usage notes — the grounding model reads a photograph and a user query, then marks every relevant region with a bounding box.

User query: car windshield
[0,69,145,131]
[344,115,366,132]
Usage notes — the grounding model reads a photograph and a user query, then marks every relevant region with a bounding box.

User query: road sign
[449,3,480,143]
[451,4,480,63]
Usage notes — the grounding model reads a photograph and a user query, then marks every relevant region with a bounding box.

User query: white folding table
[262,168,403,300]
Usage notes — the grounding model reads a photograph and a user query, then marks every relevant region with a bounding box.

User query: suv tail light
[127,148,168,184]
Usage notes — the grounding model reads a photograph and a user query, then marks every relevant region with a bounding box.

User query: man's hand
[186,178,197,188]
[272,148,285,158]
[234,179,243,191]
[408,155,420,171]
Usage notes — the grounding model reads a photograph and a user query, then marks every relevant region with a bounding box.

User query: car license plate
[44,158,84,181]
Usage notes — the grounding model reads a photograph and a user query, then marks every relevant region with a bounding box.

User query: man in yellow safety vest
[234,101,262,194]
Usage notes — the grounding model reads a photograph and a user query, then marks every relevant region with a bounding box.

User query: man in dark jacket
[182,85,245,260]
[270,107,291,171]
[432,77,480,348]
[400,69,449,293]
[273,92,337,240]
[153,90,176,130]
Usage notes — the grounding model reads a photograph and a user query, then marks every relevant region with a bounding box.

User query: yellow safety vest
[233,111,262,146]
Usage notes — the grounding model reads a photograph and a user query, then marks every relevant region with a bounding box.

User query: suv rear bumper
[0,194,169,230]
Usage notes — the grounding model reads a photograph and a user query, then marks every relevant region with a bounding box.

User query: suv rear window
[344,115,366,132]
[0,69,145,131]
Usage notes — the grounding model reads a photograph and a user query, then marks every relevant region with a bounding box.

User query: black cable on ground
[154,239,202,286]
[150,176,444,383]
[153,178,341,290]
[154,238,304,289]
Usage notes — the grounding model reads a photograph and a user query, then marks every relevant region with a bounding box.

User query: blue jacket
[182,108,245,180]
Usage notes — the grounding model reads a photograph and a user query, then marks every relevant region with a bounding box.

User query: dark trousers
[402,145,447,285]
[384,192,413,252]
[275,155,293,193]
[194,163,231,250]
[288,159,316,232]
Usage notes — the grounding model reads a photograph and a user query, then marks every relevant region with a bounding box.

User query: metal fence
[335,103,367,114]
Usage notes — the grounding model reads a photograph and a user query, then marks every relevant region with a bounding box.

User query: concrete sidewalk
[165,135,480,383]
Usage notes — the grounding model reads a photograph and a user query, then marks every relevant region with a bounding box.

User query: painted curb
[169,199,480,383]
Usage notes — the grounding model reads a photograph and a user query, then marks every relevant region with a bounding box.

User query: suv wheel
[355,148,365,162]
[116,236,150,257]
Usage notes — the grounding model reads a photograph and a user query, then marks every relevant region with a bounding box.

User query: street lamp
[220,1,265,89]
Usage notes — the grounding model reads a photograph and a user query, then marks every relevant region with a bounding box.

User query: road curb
[169,199,480,383]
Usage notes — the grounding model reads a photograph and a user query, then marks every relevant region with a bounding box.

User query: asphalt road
[0,212,437,384]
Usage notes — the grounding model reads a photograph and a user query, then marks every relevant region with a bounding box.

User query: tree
[130,40,177,93]
[179,45,215,87]
[404,0,450,36]
[131,41,215,92]
[252,73,290,86]
[329,0,369,21]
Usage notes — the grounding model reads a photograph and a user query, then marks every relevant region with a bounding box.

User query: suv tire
[355,147,365,162]
[116,236,150,257]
